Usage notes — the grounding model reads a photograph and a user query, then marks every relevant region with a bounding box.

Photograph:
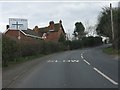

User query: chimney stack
[49,21,54,30]
[59,20,62,24]
[6,25,9,30]
[34,26,39,33]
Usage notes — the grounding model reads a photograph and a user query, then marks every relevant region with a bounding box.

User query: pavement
[2,45,119,88]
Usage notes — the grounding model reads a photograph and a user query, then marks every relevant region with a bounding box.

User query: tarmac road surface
[3,45,118,88]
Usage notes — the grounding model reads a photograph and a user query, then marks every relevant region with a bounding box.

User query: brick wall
[5,30,40,44]
[45,27,65,42]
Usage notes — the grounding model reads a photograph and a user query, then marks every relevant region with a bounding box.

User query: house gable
[33,20,66,42]
[4,29,42,39]
[4,29,43,44]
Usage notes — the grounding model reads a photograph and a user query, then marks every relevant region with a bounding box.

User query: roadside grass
[5,54,45,67]
[103,47,120,56]
[3,50,65,68]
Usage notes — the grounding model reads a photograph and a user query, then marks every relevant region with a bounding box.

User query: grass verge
[103,47,120,56]
[3,50,64,68]
[4,54,45,68]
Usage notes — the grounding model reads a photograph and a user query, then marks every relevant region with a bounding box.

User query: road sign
[9,18,28,30]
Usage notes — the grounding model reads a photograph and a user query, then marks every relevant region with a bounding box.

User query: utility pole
[110,3,114,43]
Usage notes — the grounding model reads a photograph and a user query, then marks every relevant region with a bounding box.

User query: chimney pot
[6,25,9,29]
[49,21,54,25]
[59,20,62,24]
[49,21,54,30]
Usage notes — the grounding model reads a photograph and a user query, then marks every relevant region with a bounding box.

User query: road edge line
[83,59,90,65]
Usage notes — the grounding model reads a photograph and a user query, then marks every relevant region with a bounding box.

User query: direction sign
[9,18,28,30]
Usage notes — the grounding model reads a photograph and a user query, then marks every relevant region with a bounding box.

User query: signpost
[9,18,28,30]
[12,21,23,30]
[9,18,28,39]
[9,18,28,58]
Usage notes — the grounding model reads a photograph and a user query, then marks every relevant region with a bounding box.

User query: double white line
[80,53,118,85]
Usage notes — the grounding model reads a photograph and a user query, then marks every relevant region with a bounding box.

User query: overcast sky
[0,1,118,37]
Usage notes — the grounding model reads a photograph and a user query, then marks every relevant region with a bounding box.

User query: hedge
[69,36,103,50]
[2,35,67,67]
[2,35,103,67]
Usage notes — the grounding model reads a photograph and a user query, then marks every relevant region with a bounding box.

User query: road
[3,45,118,88]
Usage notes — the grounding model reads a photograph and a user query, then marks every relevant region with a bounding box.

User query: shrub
[69,40,82,50]
[2,36,68,67]
[2,35,18,66]
[69,36,103,49]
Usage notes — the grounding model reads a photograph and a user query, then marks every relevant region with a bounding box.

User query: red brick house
[33,20,66,42]
[4,28,42,44]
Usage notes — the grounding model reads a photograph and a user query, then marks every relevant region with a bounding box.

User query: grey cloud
[0,1,118,34]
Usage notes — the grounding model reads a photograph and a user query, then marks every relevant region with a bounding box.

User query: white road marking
[93,67,118,85]
[81,56,84,59]
[71,60,79,63]
[81,53,90,65]
[81,53,83,56]
[63,60,66,62]
[55,60,58,62]
[47,60,79,63]
[81,53,118,85]
[81,53,84,59]
[83,59,90,65]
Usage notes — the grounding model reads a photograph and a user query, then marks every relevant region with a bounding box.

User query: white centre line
[93,67,118,85]
[81,53,84,59]
[81,53,90,65]
[81,53,118,85]
[81,53,83,56]
[83,59,90,65]
[81,56,84,59]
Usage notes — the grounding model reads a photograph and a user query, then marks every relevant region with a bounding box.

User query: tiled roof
[39,23,60,33]
[39,27,49,33]
[22,29,40,37]
[54,23,60,31]
[4,28,42,39]
[33,22,66,39]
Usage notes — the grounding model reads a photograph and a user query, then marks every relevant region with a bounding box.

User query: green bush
[69,36,103,50]
[2,36,68,67]
[21,43,39,57]
[69,40,83,50]
[2,35,103,67]
[82,36,103,47]
[103,47,119,55]
[41,41,65,54]
[2,35,18,66]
